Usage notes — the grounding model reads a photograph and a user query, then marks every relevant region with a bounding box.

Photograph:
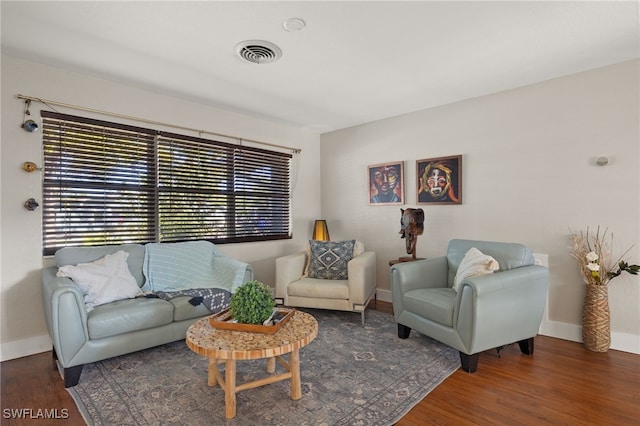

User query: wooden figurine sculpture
[399,208,425,260]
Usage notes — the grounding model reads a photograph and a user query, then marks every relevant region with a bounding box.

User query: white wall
[2,55,638,360]
[0,55,321,361]
[320,60,640,354]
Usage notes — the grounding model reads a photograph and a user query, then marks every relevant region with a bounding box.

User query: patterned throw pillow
[307,240,356,280]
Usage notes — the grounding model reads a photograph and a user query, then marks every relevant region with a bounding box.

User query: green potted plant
[230,280,276,325]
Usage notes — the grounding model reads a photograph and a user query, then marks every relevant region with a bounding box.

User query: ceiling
[2,1,639,134]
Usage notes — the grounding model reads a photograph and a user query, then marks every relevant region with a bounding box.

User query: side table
[186,310,318,419]
[389,257,425,266]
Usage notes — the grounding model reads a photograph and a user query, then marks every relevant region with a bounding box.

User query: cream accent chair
[275,241,376,325]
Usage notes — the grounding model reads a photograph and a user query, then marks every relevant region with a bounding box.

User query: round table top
[186,310,318,360]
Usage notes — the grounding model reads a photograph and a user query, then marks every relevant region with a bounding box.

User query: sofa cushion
[452,247,499,292]
[306,240,355,280]
[87,297,174,339]
[55,244,146,286]
[288,278,349,300]
[168,296,215,322]
[57,250,143,312]
[403,288,456,327]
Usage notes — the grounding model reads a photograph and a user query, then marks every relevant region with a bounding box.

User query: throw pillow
[57,250,142,312]
[307,240,356,280]
[452,247,500,292]
[303,240,364,278]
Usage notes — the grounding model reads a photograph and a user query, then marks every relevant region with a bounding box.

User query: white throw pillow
[57,250,142,312]
[452,247,500,292]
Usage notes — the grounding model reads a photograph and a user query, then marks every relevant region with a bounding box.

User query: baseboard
[539,318,640,354]
[0,334,52,362]
[375,288,392,303]
[539,318,582,343]
[609,330,640,354]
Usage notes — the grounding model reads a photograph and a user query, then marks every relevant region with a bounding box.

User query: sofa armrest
[275,252,307,299]
[213,256,253,292]
[347,251,376,305]
[42,266,90,366]
[456,265,550,353]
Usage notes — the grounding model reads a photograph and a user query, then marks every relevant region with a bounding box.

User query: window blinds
[41,111,291,255]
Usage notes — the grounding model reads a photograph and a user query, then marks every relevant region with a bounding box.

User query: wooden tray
[209,308,295,334]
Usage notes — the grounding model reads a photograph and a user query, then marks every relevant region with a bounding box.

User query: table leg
[266,356,276,373]
[208,358,216,386]
[289,349,301,400]
[224,359,237,419]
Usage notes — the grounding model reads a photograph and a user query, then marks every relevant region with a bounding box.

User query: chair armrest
[390,257,448,317]
[456,265,550,353]
[41,266,90,365]
[275,252,306,299]
[391,256,449,294]
[347,251,376,305]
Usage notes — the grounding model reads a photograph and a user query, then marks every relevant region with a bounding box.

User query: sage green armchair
[391,239,549,373]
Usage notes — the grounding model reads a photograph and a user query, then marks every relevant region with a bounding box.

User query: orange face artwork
[370,165,401,203]
[419,162,458,203]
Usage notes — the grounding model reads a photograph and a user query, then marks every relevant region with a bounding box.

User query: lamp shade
[312,220,330,241]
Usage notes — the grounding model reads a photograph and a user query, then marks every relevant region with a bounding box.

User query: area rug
[66,309,459,425]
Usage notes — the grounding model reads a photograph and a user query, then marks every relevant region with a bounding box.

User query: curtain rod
[16,94,302,154]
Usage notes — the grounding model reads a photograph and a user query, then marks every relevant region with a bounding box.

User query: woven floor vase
[582,283,610,352]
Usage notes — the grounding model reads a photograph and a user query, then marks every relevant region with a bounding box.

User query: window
[41,111,292,255]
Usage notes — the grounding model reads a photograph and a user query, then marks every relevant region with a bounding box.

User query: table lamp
[312,220,330,241]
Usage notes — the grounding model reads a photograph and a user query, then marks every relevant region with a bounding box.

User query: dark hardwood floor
[1,301,638,425]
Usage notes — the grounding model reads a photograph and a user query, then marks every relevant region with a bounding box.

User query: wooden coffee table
[186,309,318,419]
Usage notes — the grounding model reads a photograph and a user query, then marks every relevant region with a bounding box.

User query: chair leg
[397,323,411,339]
[361,310,365,327]
[63,365,84,388]
[459,352,479,373]
[518,337,535,355]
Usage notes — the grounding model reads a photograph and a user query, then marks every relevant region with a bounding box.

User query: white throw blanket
[142,240,247,293]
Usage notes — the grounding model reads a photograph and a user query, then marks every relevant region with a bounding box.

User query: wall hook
[24,198,39,211]
[22,161,42,172]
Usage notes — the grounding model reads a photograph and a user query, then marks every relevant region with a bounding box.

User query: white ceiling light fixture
[235,40,282,64]
[283,18,306,32]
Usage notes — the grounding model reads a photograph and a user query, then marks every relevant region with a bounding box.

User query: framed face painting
[416,155,462,205]
[368,161,404,205]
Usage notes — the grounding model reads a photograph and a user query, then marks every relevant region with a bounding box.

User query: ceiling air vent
[236,40,282,64]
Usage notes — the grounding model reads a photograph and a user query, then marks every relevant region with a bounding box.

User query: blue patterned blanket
[149,288,231,313]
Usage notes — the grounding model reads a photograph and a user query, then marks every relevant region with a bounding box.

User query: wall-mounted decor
[416,155,462,204]
[21,99,39,132]
[368,161,404,205]
[22,161,42,172]
[24,198,39,211]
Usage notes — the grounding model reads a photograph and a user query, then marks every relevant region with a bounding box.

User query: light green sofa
[391,239,549,373]
[41,242,252,387]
